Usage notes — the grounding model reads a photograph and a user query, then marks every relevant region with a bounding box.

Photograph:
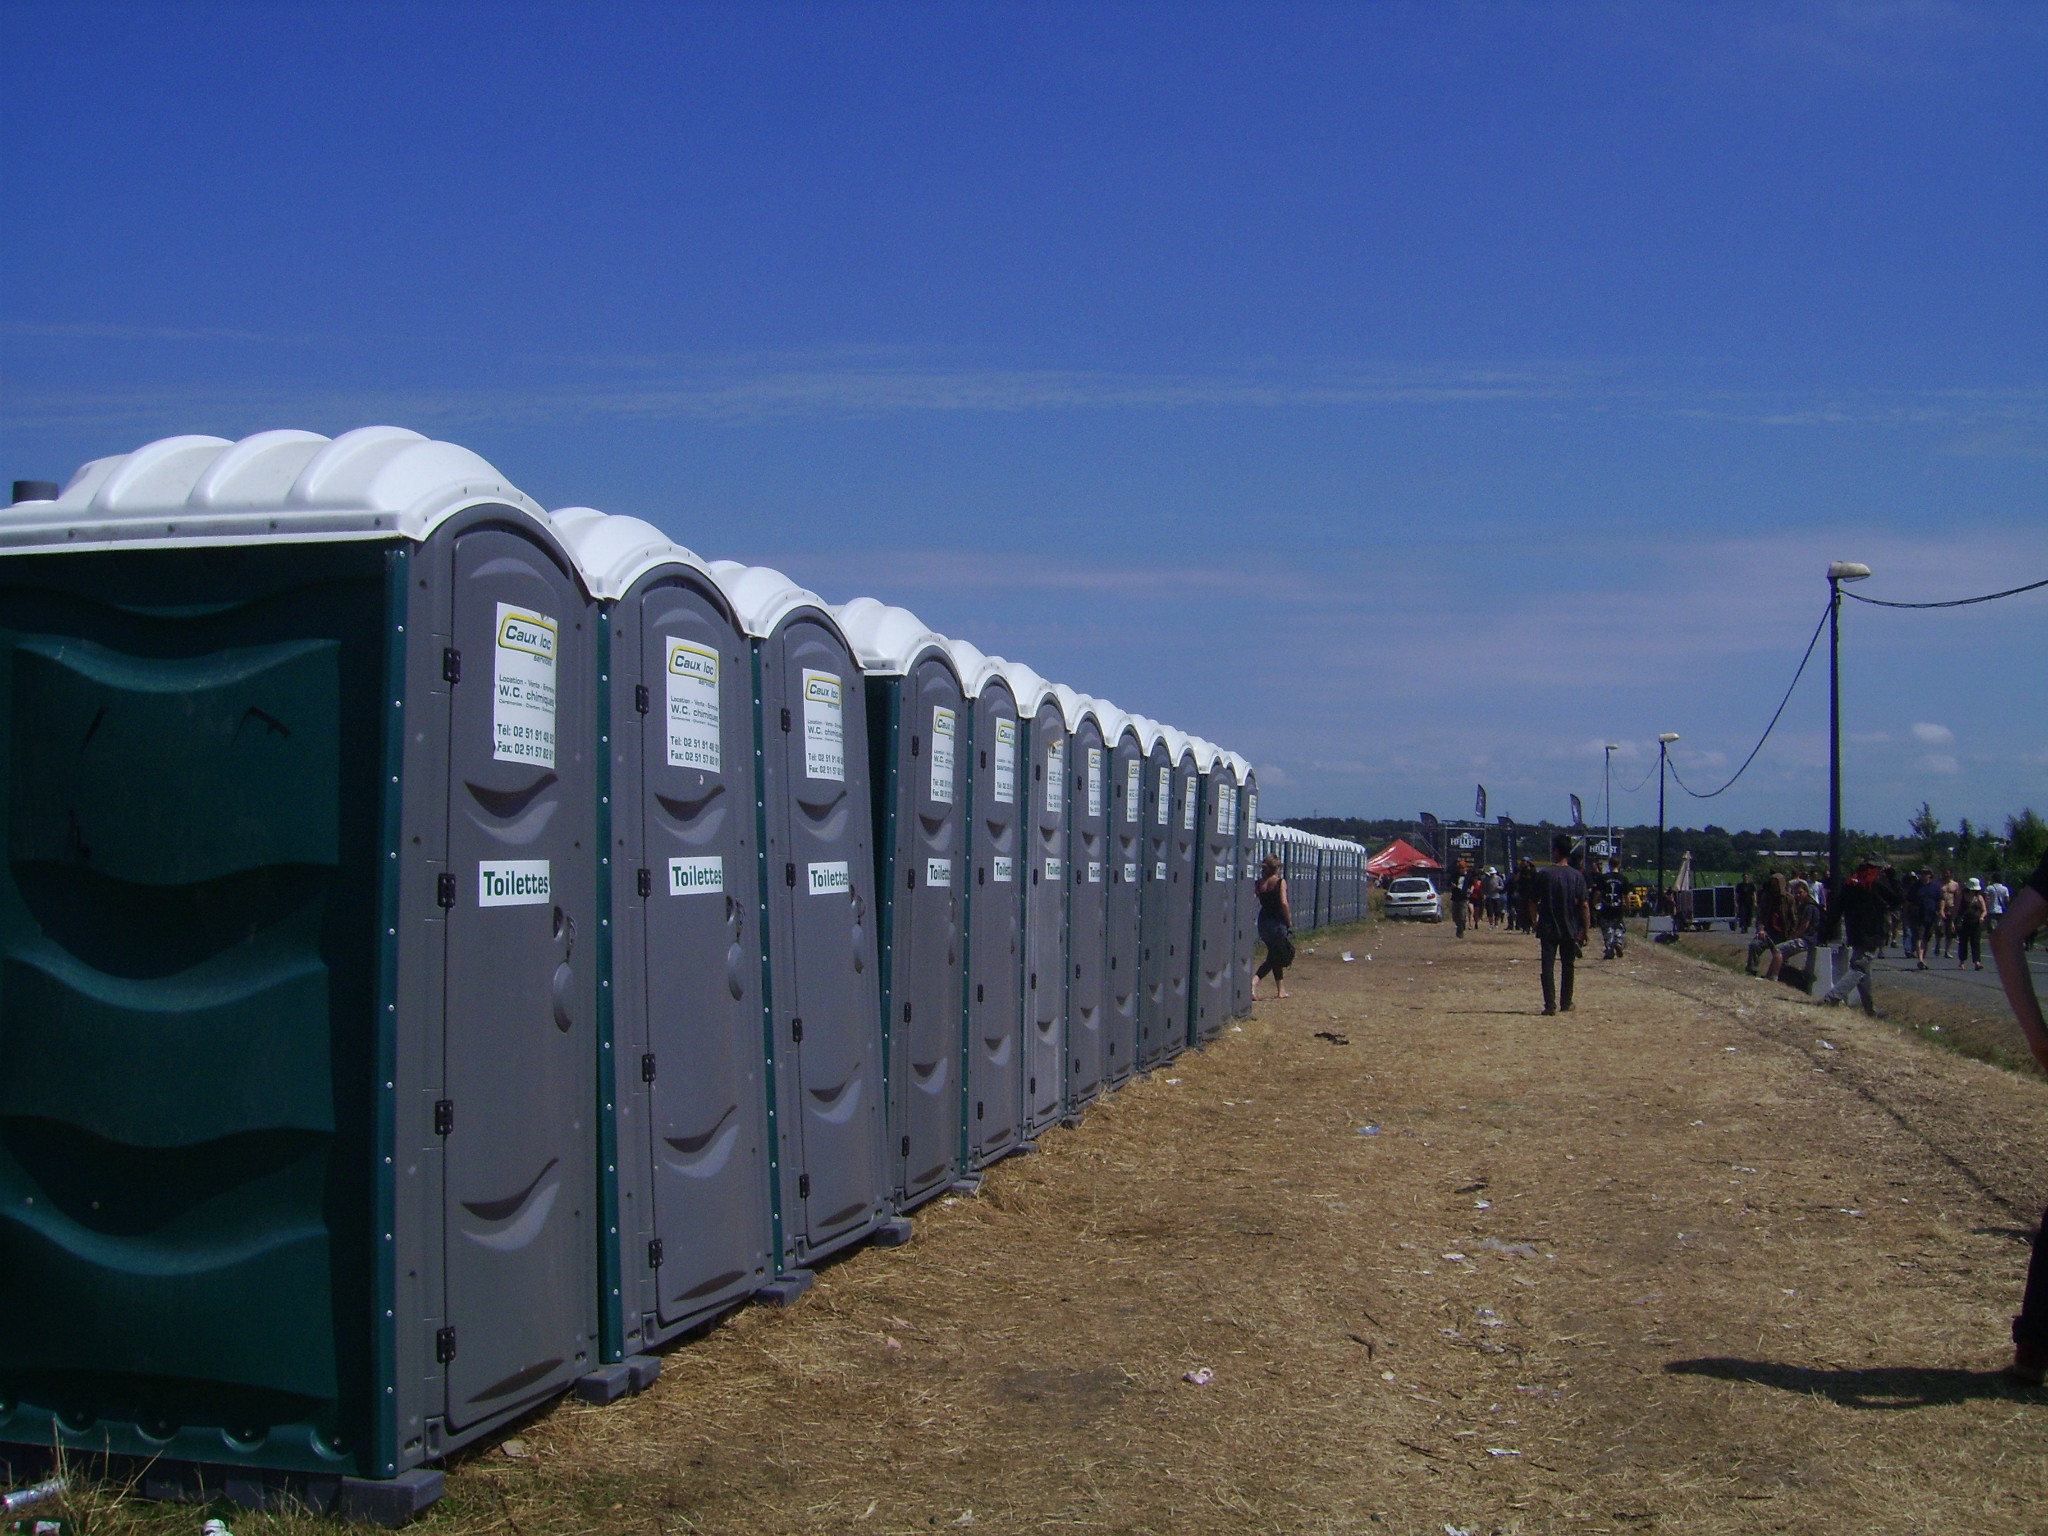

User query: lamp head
[1658,732,1680,744]
[1828,561,1872,583]
[1604,742,1620,752]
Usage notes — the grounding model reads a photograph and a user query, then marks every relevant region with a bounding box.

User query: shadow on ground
[1665,1356,2035,1409]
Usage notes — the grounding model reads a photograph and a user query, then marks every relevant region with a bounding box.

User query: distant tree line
[1281,806,2047,880]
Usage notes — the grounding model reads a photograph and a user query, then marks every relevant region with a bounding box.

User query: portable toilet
[0,428,602,1519]
[1167,730,1203,1050]
[834,598,966,1214]
[1053,686,1108,1116]
[1189,738,1235,1045]
[704,563,894,1285]
[949,640,1025,1172]
[1136,721,1181,1068]
[1003,661,1066,1139]
[552,510,770,1380]
[1102,707,1145,1087]
[1231,758,1257,1018]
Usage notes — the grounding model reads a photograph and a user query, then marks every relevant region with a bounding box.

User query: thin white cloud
[3,359,2042,436]
[1911,722,1955,743]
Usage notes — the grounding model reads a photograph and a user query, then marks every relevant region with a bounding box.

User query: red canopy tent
[1367,838,1441,879]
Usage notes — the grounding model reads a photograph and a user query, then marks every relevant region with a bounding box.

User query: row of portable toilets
[1253,823,1372,931]
[0,428,1370,1523]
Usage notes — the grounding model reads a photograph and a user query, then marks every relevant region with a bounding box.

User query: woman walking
[1251,855,1295,1000]
[1956,877,1988,970]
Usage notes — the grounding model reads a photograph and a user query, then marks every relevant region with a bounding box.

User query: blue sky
[3,0,2043,834]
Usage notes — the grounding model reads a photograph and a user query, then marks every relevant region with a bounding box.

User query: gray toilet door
[1193,771,1234,1043]
[760,617,884,1264]
[1021,701,1068,1135]
[628,574,769,1330]
[441,524,595,1430]
[890,652,965,1205]
[965,683,1023,1168]
[1064,720,1108,1108]
[1233,774,1256,1017]
[1137,742,1174,1069]
[1164,751,1199,1056]
[1104,729,1143,1084]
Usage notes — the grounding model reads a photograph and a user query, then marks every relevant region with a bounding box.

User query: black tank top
[1257,878,1286,923]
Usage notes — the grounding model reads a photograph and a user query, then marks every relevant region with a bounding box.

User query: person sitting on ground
[1991,848,2048,1384]
[1251,855,1294,1000]
[1747,873,1788,973]
[1819,858,1901,1015]
[1763,878,1818,986]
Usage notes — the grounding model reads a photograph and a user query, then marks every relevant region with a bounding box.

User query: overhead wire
[1666,600,1830,800]
[1605,571,2042,812]
[1843,575,2048,610]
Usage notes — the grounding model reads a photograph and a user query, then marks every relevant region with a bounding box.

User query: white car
[1384,876,1442,921]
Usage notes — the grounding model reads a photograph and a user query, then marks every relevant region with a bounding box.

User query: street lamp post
[1656,733,1680,905]
[1604,743,1620,874]
[1827,561,1872,907]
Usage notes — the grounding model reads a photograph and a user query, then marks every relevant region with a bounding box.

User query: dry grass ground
[45,919,2048,1534]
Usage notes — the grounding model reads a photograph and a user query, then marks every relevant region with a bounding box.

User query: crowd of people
[1738,864,2018,1002]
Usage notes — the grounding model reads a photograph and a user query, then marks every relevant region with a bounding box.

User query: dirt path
[102,919,2048,1534]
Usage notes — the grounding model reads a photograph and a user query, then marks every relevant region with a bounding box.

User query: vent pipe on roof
[11,480,59,504]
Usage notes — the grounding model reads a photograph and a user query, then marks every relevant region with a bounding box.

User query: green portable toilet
[0,428,605,1523]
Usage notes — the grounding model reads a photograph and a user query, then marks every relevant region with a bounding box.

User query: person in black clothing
[1524,833,1591,1016]
[1595,860,1631,960]
[1735,876,1756,934]
[1991,850,2048,1384]
[1448,859,1472,938]
[1818,858,1902,1015]
[1251,855,1295,1000]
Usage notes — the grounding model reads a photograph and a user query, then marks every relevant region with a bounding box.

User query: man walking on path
[1819,858,1901,1015]
[1910,870,1942,969]
[1596,859,1630,959]
[1990,849,2048,1383]
[1526,833,1591,1016]
[1449,859,1471,938]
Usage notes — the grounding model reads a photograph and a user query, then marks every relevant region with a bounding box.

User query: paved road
[1680,924,2048,1013]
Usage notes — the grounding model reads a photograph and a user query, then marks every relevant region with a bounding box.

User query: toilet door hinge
[637,867,652,899]
[634,683,650,714]
[436,1327,457,1363]
[798,1173,811,1199]
[647,1238,664,1268]
[436,873,456,909]
[780,707,792,733]
[785,862,797,888]
[641,1053,657,1083]
[441,648,461,685]
[434,1099,454,1136]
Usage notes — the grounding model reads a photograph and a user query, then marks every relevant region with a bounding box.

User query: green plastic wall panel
[0,544,389,1475]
